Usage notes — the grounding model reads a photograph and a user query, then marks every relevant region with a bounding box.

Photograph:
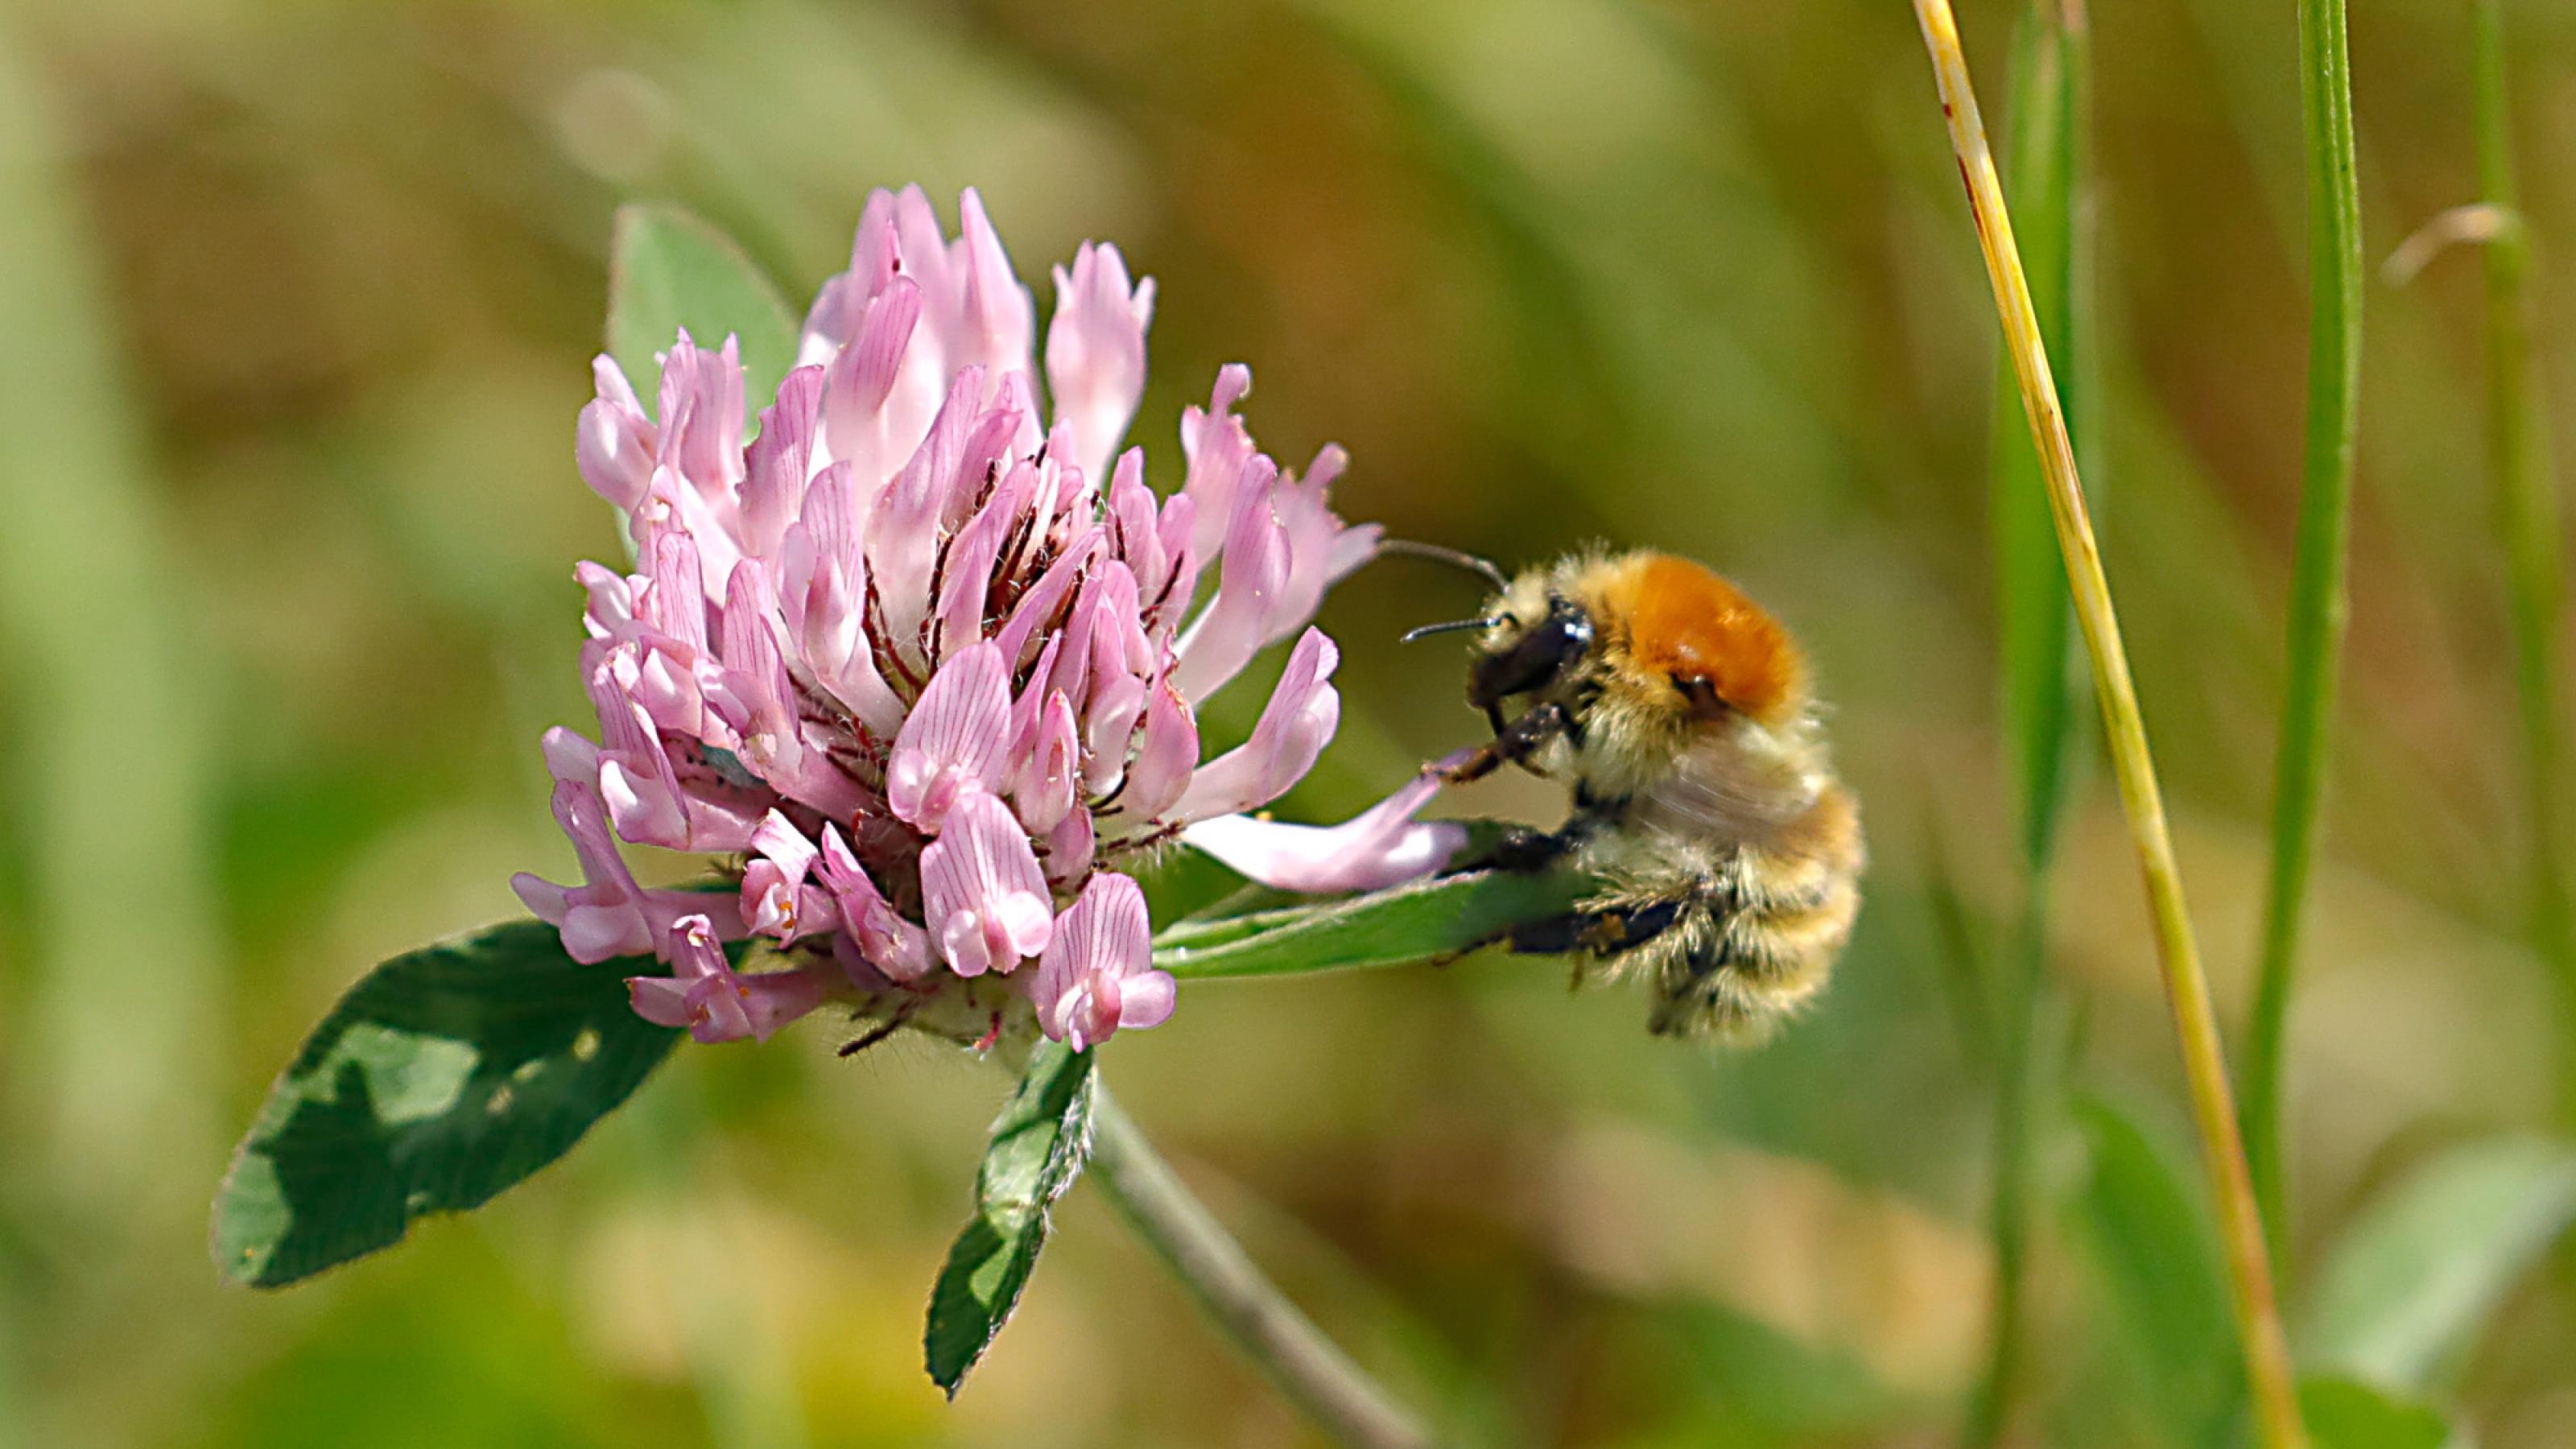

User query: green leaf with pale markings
[212,917,717,1288]
[924,1038,1097,1395]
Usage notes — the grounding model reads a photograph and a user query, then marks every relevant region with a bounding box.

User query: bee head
[1467,592,1596,712]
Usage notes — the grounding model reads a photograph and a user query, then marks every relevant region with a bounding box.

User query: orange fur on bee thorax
[1604,553,1807,727]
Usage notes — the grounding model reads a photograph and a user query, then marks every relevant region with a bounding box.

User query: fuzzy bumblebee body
[1445,550,1863,1042]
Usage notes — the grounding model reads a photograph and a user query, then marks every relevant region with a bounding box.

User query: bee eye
[1470,598,1594,708]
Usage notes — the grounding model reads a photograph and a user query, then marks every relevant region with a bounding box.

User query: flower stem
[1905,3,2306,1447]
[1088,1088,1435,1449]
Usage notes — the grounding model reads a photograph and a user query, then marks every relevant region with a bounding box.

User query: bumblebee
[1417,548,1863,1042]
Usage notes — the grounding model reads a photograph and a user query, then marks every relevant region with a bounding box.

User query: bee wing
[1626,735,1814,846]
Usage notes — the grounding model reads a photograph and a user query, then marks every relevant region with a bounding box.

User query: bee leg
[1480,827,1574,871]
[1498,898,1686,958]
[1438,701,1574,785]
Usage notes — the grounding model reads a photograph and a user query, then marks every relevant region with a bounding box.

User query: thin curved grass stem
[1088,1089,1435,1449]
[1905,4,2307,1446]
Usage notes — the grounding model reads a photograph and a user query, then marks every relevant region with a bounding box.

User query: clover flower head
[514,186,1466,1050]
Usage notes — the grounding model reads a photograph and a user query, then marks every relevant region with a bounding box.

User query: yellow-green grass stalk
[2473,0,2576,1126]
[1964,3,2093,1444]
[2244,0,2366,1283]
[1905,3,2306,1447]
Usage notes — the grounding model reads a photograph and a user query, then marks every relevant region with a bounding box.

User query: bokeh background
[4,0,2574,1444]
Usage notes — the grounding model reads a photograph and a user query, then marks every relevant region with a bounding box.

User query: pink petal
[1082,671,1148,795]
[1149,493,1203,638]
[1040,803,1096,886]
[1178,364,1257,564]
[1170,628,1340,823]
[1181,755,1470,894]
[656,331,748,506]
[1170,456,1290,703]
[1119,675,1198,822]
[815,823,932,981]
[868,365,984,647]
[1035,871,1149,1000]
[626,975,695,1030]
[540,724,601,785]
[931,458,1034,660]
[736,969,829,1042]
[1267,445,1380,649]
[1045,242,1154,486]
[588,646,692,848]
[1032,873,1170,1049]
[625,914,822,1045]
[743,809,832,940]
[574,561,637,642]
[576,356,657,511]
[1118,969,1178,1031]
[1014,691,1082,835]
[714,568,798,771]
[954,188,1037,398]
[642,530,711,654]
[1104,449,1166,600]
[742,365,825,559]
[919,786,1052,976]
[821,274,923,485]
[993,525,1104,667]
[887,642,1016,831]
[514,802,651,964]
[779,464,905,737]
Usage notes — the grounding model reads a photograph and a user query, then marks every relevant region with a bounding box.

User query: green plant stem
[1088,1090,1435,1449]
[2473,0,2576,1127]
[1908,3,2307,1446]
[1967,8,2090,1444]
[2244,0,2366,1285]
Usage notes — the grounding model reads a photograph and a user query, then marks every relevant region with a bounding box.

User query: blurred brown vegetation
[3,0,2574,1444]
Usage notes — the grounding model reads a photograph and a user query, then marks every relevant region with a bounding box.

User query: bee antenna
[1377,538,1509,590]
[1402,617,1496,644]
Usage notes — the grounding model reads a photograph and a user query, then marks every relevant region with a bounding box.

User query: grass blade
[2244,0,2368,1282]
[0,20,225,1207]
[1991,1,2092,877]
[1905,4,2306,1444]
[2471,0,2576,1125]
[1967,6,2092,1444]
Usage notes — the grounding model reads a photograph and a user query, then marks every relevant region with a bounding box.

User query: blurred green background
[3,0,2574,1444]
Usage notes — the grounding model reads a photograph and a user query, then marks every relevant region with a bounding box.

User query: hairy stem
[1088,1090,1435,1449]
[1905,3,2306,1445]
